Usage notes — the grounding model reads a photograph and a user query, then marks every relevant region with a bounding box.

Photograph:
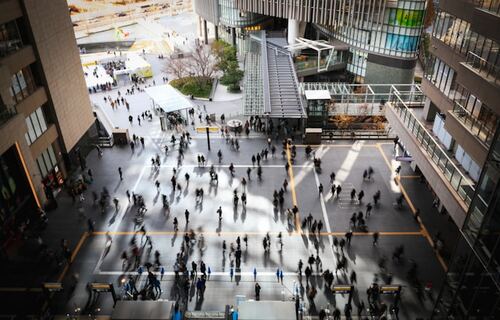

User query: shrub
[170,76,213,98]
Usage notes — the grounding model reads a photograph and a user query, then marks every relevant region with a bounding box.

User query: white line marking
[98,271,322,276]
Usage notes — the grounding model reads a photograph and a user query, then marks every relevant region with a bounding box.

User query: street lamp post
[206,126,211,151]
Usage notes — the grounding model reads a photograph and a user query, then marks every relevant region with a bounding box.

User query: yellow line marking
[376,143,393,171]
[294,144,379,148]
[286,144,301,233]
[56,232,89,283]
[90,231,423,236]
[376,144,448,272]
[15,142,41,208]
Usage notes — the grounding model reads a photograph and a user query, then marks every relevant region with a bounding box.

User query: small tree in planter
[212,40,243,92]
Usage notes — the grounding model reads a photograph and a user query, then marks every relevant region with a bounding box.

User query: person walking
[87,218,95,233]
[318,183,323,195]
[366,202,373,217]
[255,282,261,300]
[217,206,222,222]
[373,232,379,246]
[296,259,303,277]
[118,167,123,180]
[173,217,178,231]
[185,209,190,224]
[345,231,353,245]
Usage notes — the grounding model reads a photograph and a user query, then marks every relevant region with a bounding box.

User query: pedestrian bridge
[299,83,425,117]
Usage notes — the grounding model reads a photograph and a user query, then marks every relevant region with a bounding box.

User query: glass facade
[333,0,426,58]
[433,10,500,67]
[433,128,500,319]
[218,0,267,28]
[24,106,49,145]
[316,0,427,80]
[346,49,367,83]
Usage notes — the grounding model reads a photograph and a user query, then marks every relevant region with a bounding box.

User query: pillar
[287,19,300,46]
[203,19,208,44]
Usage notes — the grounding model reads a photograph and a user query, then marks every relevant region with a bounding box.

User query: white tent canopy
[145,84,195,113]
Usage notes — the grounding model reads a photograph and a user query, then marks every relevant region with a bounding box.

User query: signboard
[42,282,63,292]
[332,285,353,294]
[196,126,220,133]
[380,285,401,294]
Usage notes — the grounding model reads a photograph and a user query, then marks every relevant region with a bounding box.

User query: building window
[24,106,48,145]
[36,144,58,179]
[9,65,37,103]
[425,56,456,97]
[0,20,23,58]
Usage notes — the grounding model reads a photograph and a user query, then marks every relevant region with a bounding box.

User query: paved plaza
[0,54,454,319]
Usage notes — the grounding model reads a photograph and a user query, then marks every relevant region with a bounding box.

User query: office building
[382,0,500,316]
[0,0,95,222]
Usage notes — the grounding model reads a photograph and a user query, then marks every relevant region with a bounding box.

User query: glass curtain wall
[433,127,500,318]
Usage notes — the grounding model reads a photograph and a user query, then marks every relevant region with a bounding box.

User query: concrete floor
[0,53,453,319]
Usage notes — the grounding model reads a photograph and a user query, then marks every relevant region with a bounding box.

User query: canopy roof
[145,84,194,113]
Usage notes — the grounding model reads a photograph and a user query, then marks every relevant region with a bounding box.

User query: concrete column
[287,19,300,46]
[203,19,208,44]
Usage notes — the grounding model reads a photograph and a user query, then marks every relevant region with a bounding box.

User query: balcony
[386,97,474,226]
[457,52,500,113]
[451,101,496,146]
[421,77,455,113]
[15,87,48,116]
[0,0,23,26]
[439,0,479,21]
[0,45,36,74]
[464,51,500,84]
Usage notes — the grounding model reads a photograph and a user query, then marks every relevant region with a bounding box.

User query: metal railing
[452,101,497,146]
[465,51,500,83]
[479,0,500,14]
[390,95,475,207]
[301,83,425,111]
